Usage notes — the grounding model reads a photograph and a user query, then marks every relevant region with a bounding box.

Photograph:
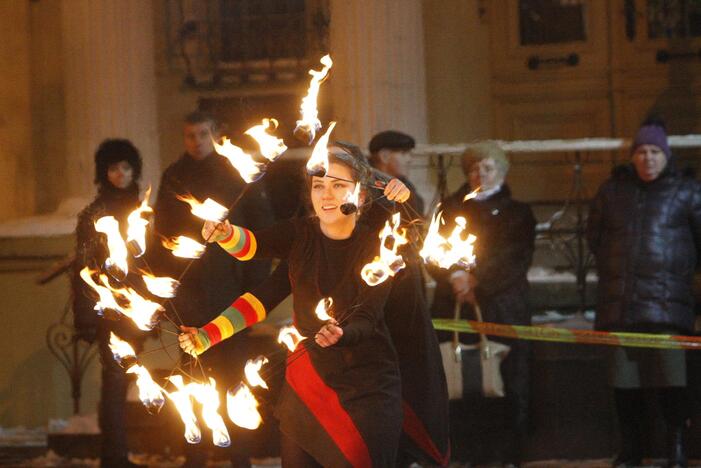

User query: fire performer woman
[179,149,411,467]
[72,139,146,468]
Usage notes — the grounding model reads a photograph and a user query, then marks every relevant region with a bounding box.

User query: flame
[361,213,409,286]
[462,187,480,202]
[162,236,206,258]
[227,382,262,430]
[306,121,336,176]
[314,297,334,322]
[108,332,137,364]
[175,193,229,222]
[94,216,129,277]
[419,211,476,270]
[187,378,231,448]
[127,364,166,414]
[126,187,153,257]
[244,356,269,390]
[115,281,165,330]
[244,118,287,162]
[277,325,305,352]
[213,137,266,183]
[79,267,123,313]
[166,375,202,444]
[79,268,164,331]
[141,272,180,298]
[295,54,333,141]
[342,183,361,209]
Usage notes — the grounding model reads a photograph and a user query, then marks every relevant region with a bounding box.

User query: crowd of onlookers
[72,112,697,468]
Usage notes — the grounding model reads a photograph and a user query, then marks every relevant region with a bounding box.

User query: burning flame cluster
[80,54,485,449]
[361,213,409,286]
[420,211,477,270]
[213,118,288,183]
[80,268,164,331]
[108,333,269,444]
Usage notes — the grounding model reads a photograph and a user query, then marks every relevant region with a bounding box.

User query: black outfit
[587,163,701,467]
[587,164,701,335]
[431,183,536,465]
[72,184,147,467]
[229,217,403,467]
[153,151,275,466]
[362,180,450,466]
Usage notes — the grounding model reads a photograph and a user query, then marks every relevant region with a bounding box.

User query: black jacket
[586,164,701,333]
[430,184,536,338]
[152,152,275,326]
[72,184,145,342]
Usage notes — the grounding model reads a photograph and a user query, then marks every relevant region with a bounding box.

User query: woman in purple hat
[587,118,699,468]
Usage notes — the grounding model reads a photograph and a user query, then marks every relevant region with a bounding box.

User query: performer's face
[183,121,216,160]
[632,144,667,182]
[311,162,358,227]
[107,160,134,189]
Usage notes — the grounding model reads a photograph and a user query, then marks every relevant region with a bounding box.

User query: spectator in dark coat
[587,120,700,468]
[72,139,146,468]
[431,141,536,467]
[152,111,276,467]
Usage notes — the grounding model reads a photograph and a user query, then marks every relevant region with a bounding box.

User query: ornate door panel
[490,0,610,81]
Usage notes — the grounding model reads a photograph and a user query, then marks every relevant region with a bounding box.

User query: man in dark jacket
[431,141,536,467]
[367,130,425,217]
[362,134,450,467]
[153,111,276,467]
[587,120,701,468]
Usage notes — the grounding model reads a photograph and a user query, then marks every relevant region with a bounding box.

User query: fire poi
[294,54,333,144]
[361,212,409,286]
[75,53,467,451]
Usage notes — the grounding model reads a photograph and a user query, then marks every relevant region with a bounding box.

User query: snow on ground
[527,266,597,284]
[0,426,46,447]
[0,197,89,238]
[47,414,99,435]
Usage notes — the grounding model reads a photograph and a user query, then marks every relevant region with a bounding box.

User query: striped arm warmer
[194,292,267,354]
[218,225,257,260]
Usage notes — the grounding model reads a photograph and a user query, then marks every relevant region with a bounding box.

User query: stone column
[0,1,32,220]
[328,0,432,211]
[328,0,428,146]
[62,0,160,200]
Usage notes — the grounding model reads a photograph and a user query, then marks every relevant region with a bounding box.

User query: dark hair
[94,139,142,187]
[302,146,372,215]
[368,130,415,156]
[184,110,219,132]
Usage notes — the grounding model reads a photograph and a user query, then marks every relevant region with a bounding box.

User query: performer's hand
[202,219,232,243]
[179,325,204,356]
[450,270,471,300]
[315,322,343,347]
[384,178,411,203]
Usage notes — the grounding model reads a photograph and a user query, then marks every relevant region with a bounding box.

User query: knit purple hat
[632,124,670,159]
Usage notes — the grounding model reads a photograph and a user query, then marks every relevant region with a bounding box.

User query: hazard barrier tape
[432,319,701,350]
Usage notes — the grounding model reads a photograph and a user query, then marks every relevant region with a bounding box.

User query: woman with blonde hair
[432,141,536,467]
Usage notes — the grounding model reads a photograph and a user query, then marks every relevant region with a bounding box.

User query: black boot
[665,424,687,468]
[611,389,643,468]
[658,387,690,468]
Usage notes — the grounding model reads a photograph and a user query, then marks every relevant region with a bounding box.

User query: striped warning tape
[432,319,701,350]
